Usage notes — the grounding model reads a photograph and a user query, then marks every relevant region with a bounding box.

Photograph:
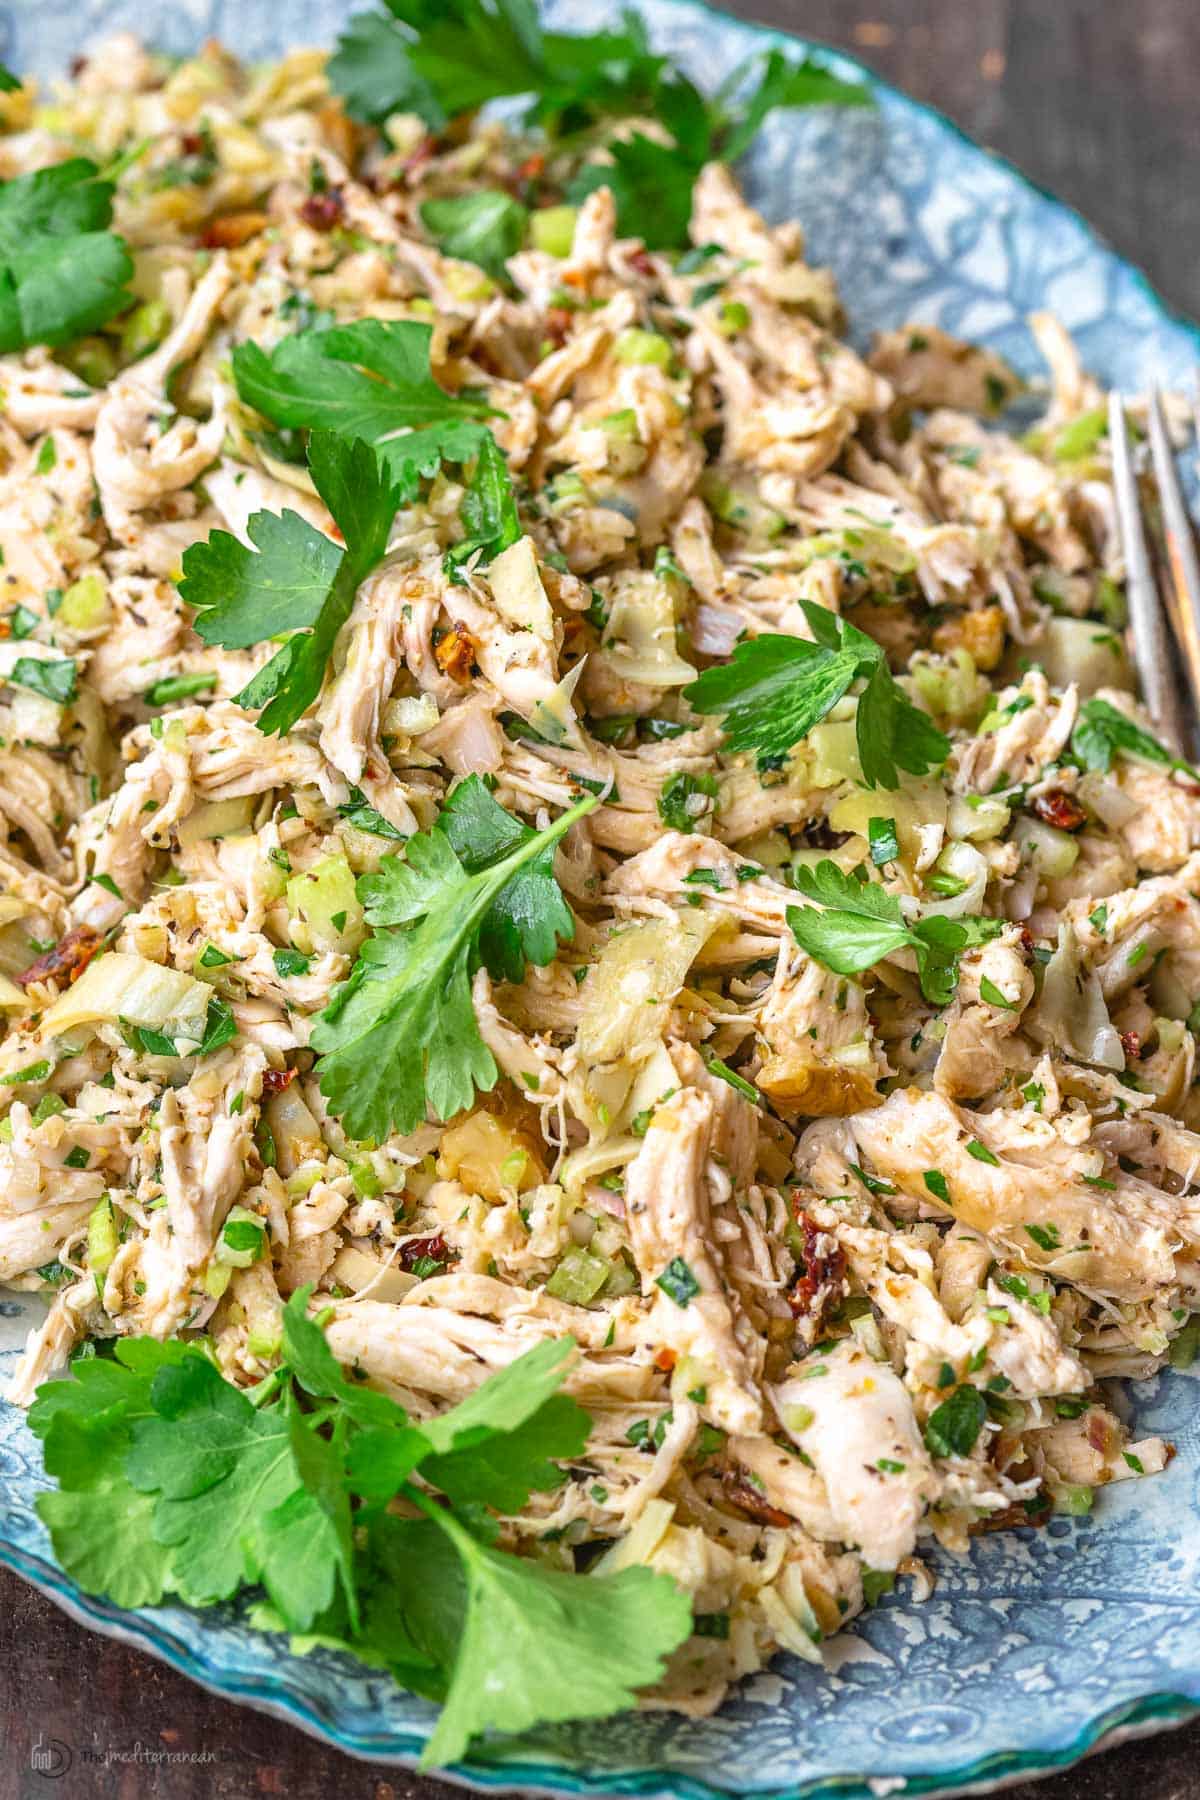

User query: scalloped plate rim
[2,1,1200,1794]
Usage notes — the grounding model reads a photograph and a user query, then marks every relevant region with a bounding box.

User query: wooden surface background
[4,1,1200,1796]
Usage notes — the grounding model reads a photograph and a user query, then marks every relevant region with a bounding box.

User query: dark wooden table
[5,2,1199,1796]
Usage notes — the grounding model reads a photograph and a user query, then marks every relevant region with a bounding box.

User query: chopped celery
[530,205,577,257]
[87,1195,118,1295]
[56,573,110,631]
[286,854,365,955]
[545,1246,610,1305]
[1052,1483,1094,1516]
[118,298,172,364]
[613,328,672,367]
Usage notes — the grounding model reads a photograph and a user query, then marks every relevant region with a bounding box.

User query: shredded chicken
[0,29,1190,1724]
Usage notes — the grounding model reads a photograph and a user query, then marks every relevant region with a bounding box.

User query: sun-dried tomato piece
[261,1067,297,1096]
[16,926,102,992]
[201,211,269,249]
[1030,789,1087,832]
[399,1232,451,1273]
[787,1209,846,1334]
[969,1489,1052,1533]
[300,189,345,231]
[722,1469,794,1529]
[433,622,476,681]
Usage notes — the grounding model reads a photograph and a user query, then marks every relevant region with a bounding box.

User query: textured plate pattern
[2,2,1200,1794]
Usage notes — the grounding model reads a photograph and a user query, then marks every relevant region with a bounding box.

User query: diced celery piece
[286,854,365,954]
[1052,406,1107,463]
[56,573,110,631]
[1052,1483,1094,1516]
[119,298,172,364]
[614,328,672,367]
[545,1246,610,1305]
[60,336,117,389]
[87,1195,118,1294]
[530,205,577,257]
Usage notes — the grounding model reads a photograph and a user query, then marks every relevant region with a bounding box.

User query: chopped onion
[602,571,696,689]
[328,1243,417,1304]
[1077,771,1140,829]
[592,1498,675,1575]
[488,535,555,641]
[175,795,255,847]
[921,840,988,919]
[948,794,1011,842]
[1016,816,1080,879]
[579,913,715,1070]
[1033,615,1132,696]
[1036,922,1124,1070]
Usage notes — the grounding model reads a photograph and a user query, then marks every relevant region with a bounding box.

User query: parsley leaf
[313,788,594,1139]
[339,787,407,839]
[924,1384,987,1459]
[232,318,495,496]
[685,606,948,788]
[420,189,528,279]
[434,773,576,980]
[446,432,522,570]
[30,1293,691,1764]
[786,860,1002,1003]
[714,47,874,161]
[0,158,133,351]
[1071,696,1199,781]
[8,655,77,705]
[569,132,696,252]
[181,432,402,736]
[419,1506,690,1769]
[330,6,868,248]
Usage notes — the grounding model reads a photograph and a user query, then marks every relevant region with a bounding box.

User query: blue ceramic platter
[2,1,1200,1793]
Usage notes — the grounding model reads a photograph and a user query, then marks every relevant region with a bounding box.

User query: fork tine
[1148,387,1200,753]
[1109,392,1187,753]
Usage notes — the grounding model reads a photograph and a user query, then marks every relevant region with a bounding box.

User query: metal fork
[1109,388,1200,757]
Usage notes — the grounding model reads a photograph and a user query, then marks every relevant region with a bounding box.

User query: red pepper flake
[654,1347,677,1373]
[16,925,102,992]
[1119,1031,1142,1061]
[625,248,655,278]
[261,1067,297,1096]
[300,188,345,231]
[1030,789,1087,832]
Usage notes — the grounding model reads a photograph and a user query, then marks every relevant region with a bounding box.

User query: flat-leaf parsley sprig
[179,429,403,736]
[0,158,134,351]
[232,317,497,497]
[328,3,870,252]
[312,778,596,1140]
[30,1290,692,1768]
[233,315,521,569]
[787,859,1002,1004]
[685,601,950,789]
